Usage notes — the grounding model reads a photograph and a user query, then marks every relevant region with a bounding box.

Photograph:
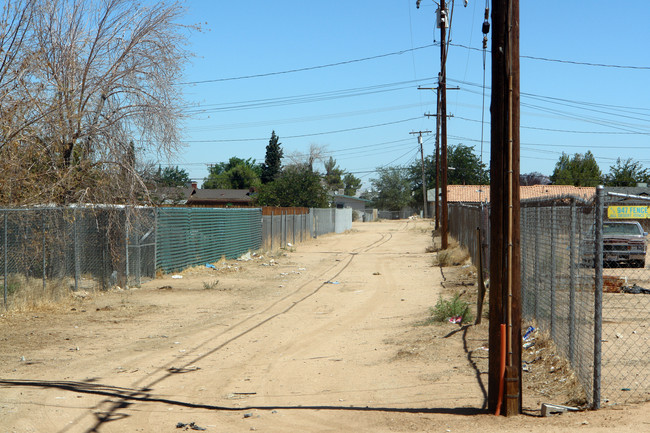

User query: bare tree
[0,0,37,147]
[0,0,195,205]
[287,143,327,172]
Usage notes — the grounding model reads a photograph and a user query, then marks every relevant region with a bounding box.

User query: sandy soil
[0,219,648,433]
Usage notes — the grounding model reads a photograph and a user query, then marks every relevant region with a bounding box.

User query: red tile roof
[446,185,595,203]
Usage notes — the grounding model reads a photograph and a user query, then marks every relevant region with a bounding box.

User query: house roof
[148,186,193,205]
[330,193,372,204]
[187,188,254,204]
[603,186,650,200]
[443,185,596,203]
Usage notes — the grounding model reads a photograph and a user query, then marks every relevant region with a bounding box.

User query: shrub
[426,293,474,324]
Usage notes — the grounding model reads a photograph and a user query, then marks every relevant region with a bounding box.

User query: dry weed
[3,274,76,312]
[433,244,470,267]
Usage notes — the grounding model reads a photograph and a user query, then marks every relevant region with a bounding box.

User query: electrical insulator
[482,7,490,35]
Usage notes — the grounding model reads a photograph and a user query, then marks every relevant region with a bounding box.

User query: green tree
[157,165,190,187]
[261,131,283,184]
[256,163,329,208]
[603,158,649,186]
[407,155,436,209]
[550,151,602,186]
[343,173,362,196]
[447,144,489,185]
[370,167,411,211]
[324,157,344,192]
[203,157,261,189]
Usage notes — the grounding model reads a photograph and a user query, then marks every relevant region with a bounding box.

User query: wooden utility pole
[489,0,521,416]
[410,130,432,218]
[439,1,449,250]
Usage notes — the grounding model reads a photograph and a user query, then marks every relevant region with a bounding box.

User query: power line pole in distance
[410,130,432,218]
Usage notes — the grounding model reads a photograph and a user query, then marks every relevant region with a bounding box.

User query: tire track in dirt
[58,231,398,432]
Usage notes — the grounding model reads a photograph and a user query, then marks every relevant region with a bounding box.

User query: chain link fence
[449,191,650,408]
[597,194,650,405]
[2,206,356,310]
[1,207,154,309]
[520,198,598,404]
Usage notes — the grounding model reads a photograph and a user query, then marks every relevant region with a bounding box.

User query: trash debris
[205,263,217,269]
[238,252,252,261]
[326,281,340,284]
[176,421,206,431]
[621,284,650,294]
[523,326,535,340]
[448,316,462,324]
[540,403,578,417]
[372,272,381,275]
[287,243,293,247]
[171,275,183,279]
[243,412,253,418]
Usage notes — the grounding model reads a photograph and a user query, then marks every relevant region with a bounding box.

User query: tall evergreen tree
[551,151,602,186]
[324,157,344,192]
[261,131,283,184]
[604,158,649,186]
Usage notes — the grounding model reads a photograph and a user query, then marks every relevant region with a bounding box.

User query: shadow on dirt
[1,378,487,433]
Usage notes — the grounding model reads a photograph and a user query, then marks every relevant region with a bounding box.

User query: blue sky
[169,1,650,189]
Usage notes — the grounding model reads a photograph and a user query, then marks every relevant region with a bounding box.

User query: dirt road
[1,220,647,432]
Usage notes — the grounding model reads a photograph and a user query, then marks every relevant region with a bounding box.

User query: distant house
[603,186,650,205]
[148,185,193,206]
[433,184,596,204]
[330,193,372,214]
[187,186,256,207]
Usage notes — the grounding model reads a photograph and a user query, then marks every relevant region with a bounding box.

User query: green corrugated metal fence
[156,207,262,273]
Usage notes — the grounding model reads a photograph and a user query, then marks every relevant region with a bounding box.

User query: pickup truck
[602,221,647,268]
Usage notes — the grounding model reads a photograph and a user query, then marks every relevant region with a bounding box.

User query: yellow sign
[607,205,650,219]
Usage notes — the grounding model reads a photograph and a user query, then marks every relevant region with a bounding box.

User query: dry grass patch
[2,274,78,312]
[433,244,470,267]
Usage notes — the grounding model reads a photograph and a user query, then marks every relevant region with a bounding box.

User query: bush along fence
[1,206,352,309]
[448,187,649,408]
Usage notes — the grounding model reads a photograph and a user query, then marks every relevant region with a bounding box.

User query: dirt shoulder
[0,219,647,433]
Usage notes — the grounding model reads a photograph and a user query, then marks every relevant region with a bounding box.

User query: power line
[178,44,436,85]
[183,117,422,143]
[177,42,650,88]
[442,42,650,70]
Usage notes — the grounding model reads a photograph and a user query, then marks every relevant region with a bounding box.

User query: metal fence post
[534,206,541,321]
[270,211,274,250]
[135,214,141,287]
[550,204,556,340]
[569,199,577,365]
[42,210,46,293]
[154,209,158,275]
[125,207,130,287]
[74,209,79,292]
[4,211,7,308]
[593,186,604,409]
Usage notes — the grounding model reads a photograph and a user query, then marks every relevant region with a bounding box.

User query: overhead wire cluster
[171,3,649,179]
